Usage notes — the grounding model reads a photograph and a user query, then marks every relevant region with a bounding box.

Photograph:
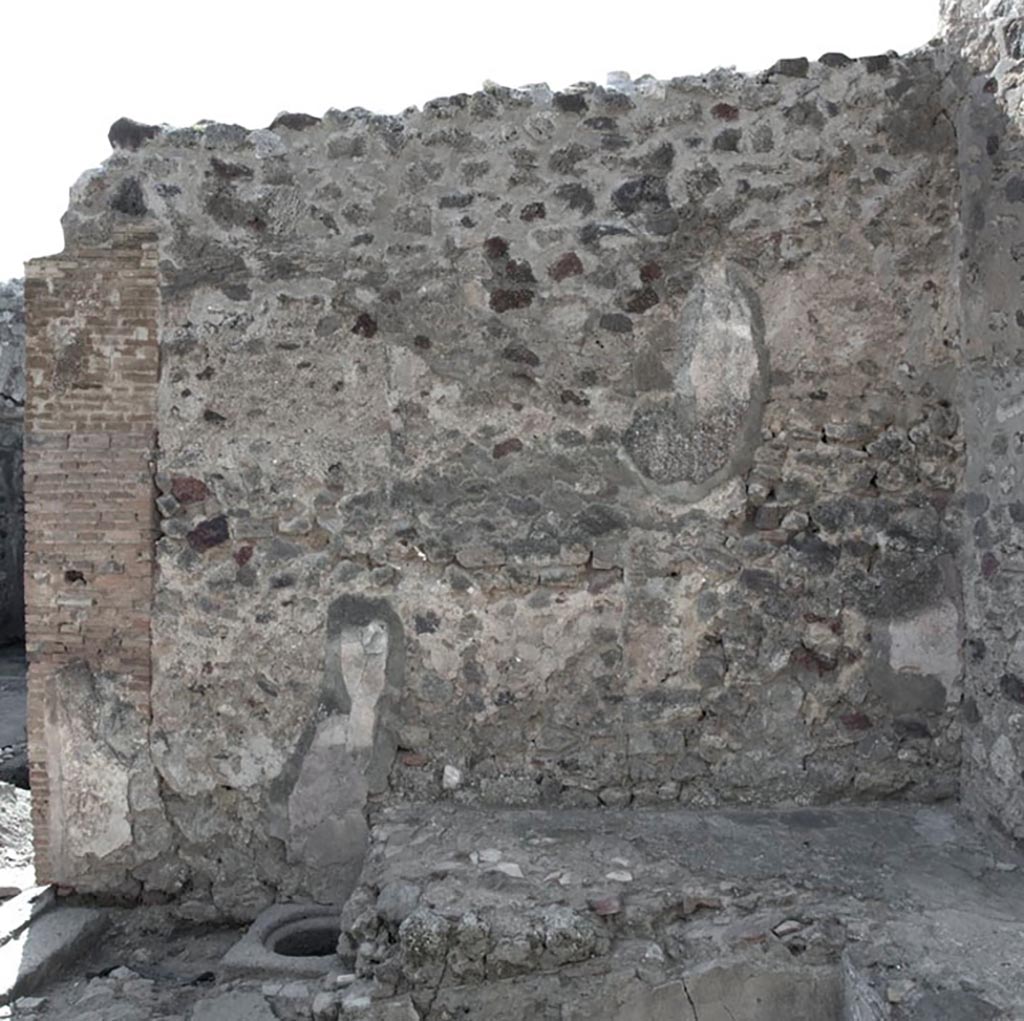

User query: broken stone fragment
[589,894,622,916]
[278,515,312,535]
[155,494,180,518]
[170,476,210,504]
[770,57,810,77]
[266,981,311,1021]
[886,979,914,1004]
[187,515,230,551]
[13,998,46,1013]
[376,881,421,927]
[781,509,810,531]
[491,862,524,879]
[107,117,161,150]
[398,909,450,985]
[598,787,632,807]
[270,112,322,131]
[311,989,340,1020]
[771,918,803,937]
[539,906,601,966]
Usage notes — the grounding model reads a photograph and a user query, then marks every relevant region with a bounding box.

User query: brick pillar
[23,228,159,883]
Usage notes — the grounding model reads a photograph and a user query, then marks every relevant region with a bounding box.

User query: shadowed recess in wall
[269,597,405,905]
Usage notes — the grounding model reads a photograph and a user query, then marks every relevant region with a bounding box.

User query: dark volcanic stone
[439,193,475,209]
[493,437,524,458]
[771,57,809,77]
[188,515,230,552]
[612,175,669,214]
[415,612,440,634]
[484,236,509,259]
[270,112,321,131]
[505,259,536,283]
[599,313,633,333]
[549,252,584,281]
[962,697,981,725]
[108,117,160,151]
[111,178,147,216]
[623,286,660,314]
[502,343,540,366]
[210,158,254,180]
[894,718,931,740]
[713,129,742,153]
[353,313,378,337]
[579,223,631,245]
[171,476,210,504]
[553,92,588,113]
[1000,673,1024,704]
[861,54,892,74]
[1005,177,1024,203]
[490,289,534,313]
[555,183,596,216]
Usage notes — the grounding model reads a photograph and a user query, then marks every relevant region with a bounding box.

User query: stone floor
[2,803,1023,1019]
[0,646,26,789]
[0,783,31,897]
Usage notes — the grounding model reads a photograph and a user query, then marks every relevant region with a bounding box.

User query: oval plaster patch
[623,262,767,497]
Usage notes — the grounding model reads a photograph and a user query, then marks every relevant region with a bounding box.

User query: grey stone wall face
[51,49,973,913]
[0,281,24,647]
[952,5,1024,844]
[942,1,1024,64]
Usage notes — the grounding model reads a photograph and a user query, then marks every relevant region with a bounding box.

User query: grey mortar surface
[5,804,1024,1019]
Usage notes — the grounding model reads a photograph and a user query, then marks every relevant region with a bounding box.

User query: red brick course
[23,228,159,883]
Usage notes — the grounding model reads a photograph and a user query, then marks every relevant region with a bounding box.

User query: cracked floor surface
[4,804,1024,1019]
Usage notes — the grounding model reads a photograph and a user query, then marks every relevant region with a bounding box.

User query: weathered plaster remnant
[45,661,170,895]
[623,262,767,493]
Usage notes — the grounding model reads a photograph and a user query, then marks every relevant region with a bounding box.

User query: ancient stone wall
[948,0,1024,844]
[23,231,161,888]
[30,48,970,913]
[942,0,1024,64]
[0,281,25,647]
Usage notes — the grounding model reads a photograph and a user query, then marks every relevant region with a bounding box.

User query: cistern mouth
[220,903,344,979]
[265,917,340,959]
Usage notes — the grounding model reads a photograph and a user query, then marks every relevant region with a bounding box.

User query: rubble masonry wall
[27,46,980,915]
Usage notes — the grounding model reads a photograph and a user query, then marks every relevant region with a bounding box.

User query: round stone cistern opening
[267,915,341,959]
[221,903,346,979]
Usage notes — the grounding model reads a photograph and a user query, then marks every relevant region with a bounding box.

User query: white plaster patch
[991,734,1019,787]
[888,600,962,694]
[682,264,761,414]
[63,747,132,860]
[339,620,388,750]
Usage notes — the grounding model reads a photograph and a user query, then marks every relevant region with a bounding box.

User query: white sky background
[1,0,940,279]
